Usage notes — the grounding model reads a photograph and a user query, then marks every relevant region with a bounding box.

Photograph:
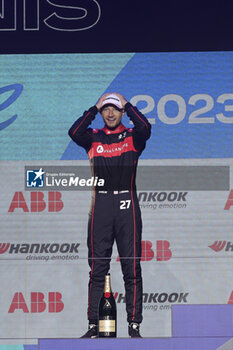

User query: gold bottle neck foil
[104,275,111,293]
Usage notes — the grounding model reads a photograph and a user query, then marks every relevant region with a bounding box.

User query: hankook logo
[113,291,189,312]
[209,241,233,252]
[0,242,80,261]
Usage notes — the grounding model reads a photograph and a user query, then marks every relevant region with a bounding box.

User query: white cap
[101,94,123,110]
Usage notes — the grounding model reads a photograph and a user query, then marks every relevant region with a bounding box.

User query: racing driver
[68,93,151,338]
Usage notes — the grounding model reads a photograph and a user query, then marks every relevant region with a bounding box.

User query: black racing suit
[68,102,151,324]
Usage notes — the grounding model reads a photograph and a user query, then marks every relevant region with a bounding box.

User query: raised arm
[115,93,151,152]
[68,106,98,151]
[68,94,111,151]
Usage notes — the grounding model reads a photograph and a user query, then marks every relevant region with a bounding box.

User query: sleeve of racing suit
[68,106,98,151]
[125,102,151,152]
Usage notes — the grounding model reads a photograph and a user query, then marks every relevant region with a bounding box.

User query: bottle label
[99,320,116,332]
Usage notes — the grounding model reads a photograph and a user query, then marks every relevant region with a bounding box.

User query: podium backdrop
[0,52,233,345]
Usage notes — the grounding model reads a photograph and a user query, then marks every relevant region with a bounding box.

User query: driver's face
[101,105,124,129]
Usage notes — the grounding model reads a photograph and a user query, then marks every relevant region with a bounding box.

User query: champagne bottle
[98,273,117,338]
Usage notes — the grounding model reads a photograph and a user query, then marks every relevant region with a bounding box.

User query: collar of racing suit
[101,123,126,135]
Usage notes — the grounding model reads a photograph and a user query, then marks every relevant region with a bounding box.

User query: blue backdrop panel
[63,52,233,160]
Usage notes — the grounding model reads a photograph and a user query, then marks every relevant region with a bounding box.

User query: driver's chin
[105,121,120,130]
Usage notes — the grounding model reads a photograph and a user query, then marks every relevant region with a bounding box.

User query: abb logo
[8,292,64,313]
[141,240,172,261]
[8,192,63,212]
[224,190,233,210]
[117,240,172,262]
[209,241,233,252]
